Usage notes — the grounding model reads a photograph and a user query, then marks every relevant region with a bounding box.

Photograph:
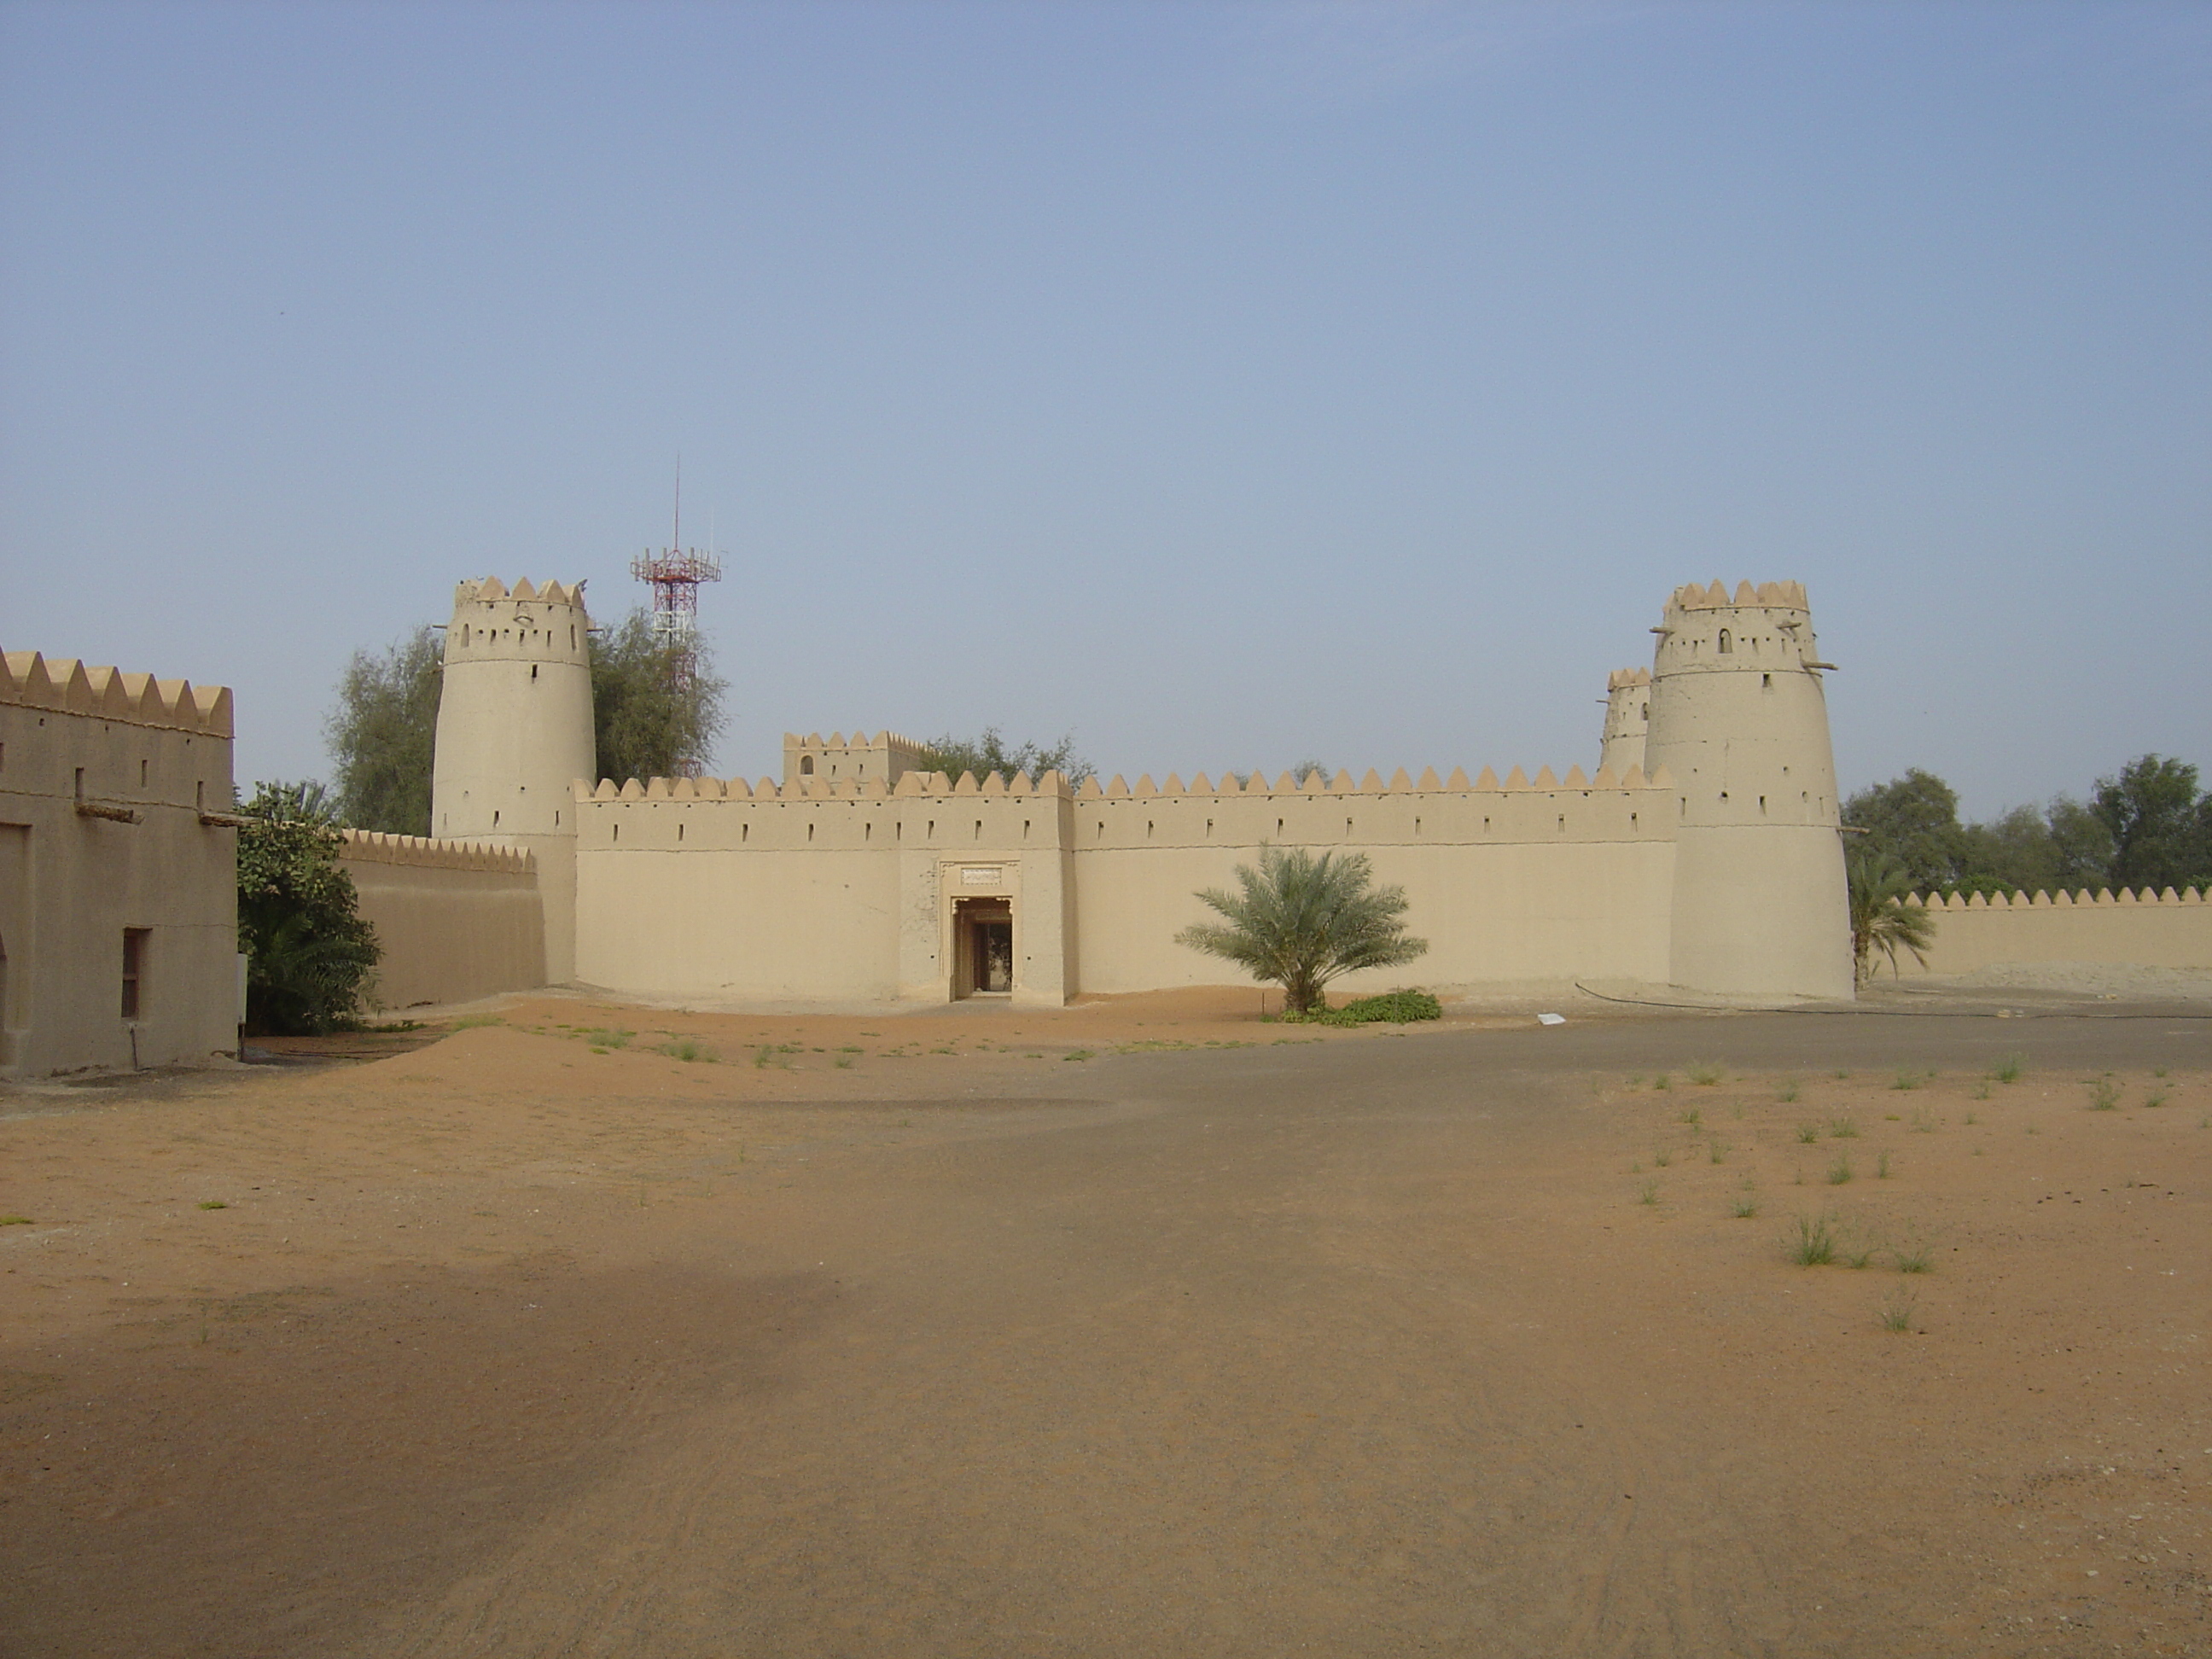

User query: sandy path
[3,998,2209,1656]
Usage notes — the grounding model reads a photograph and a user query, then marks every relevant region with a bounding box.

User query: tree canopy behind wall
[1844,753,2212,897]
[590,609,728,786]
[327,626,441,836]
[917,728,1094,786]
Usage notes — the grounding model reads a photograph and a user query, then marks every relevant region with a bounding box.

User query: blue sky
[3,1,2206,818]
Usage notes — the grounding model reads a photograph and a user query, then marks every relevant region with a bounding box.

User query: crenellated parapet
[443,576,592,667]
[573,757,1681,858]
[339,827,537,874]
[581,763,1675,803]
[2,650,234,737]
[1909,886,2206,910]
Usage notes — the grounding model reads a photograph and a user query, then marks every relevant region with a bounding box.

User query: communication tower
[628,468,723,776]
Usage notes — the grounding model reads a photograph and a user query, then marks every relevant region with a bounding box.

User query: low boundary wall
[1895,886,2211,977]
[341,830,545,1009]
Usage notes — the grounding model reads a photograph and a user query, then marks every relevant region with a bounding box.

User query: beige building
[0,651,239,1076]
[387,575,1860,1009]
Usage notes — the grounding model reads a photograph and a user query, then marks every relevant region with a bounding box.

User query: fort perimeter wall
[571,763,1680,1004]
[1888,887,2212,979]
[339,831,546,1010]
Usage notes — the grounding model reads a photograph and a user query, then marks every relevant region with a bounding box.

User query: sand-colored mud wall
[571,771,1073,1004]
[1889,887,2212,978]
[1,651,238,1075]
[1065,766,1676,993]
[571,765,1678,1004]
[339,831,545,1010]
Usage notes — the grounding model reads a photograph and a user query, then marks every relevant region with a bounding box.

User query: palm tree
[1846,841,1936,985]
[1176,846,1428,1016]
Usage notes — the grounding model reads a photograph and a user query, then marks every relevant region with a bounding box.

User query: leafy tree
[1842,770,1965,894]
[918,727,1094,786]
[591,608,729,784]
[1845,841,1936,986]
[326,626,441,835]
[1176,845,1428,1016]
[2093,754,2212,891]
[236,781,381,1033]
[2043,795,2116,892]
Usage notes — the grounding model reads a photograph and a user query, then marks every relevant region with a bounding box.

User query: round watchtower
[1598,667,1650,777]
[430,576,594,980]
[1642,579,1851,999]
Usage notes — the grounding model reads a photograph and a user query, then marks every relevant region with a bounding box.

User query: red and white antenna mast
[629,458,723,775]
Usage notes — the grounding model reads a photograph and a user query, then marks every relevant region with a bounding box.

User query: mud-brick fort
[5,576,2208,1074]
[397,575,1856,1008]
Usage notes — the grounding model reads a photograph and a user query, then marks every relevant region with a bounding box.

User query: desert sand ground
[3,986,2209,1657]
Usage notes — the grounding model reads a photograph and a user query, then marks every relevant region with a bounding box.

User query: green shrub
[1315,989,1443,1027]
[236,782,381,1034]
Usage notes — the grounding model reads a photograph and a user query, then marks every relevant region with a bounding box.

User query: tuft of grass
[1790,1214,1836,1266]
[1972,1080,1991,1100]
[1880,1287,1918,1332]
[1707,1138,1728,1165]
[2087,1078,2122,1111]
[1894,1242,1935,1274]
[1889,1069,1926,1091]
[452,1013,505,1030]
[834,1055,855,1069]
[1637,1179,1660,1207]
[2142,1088,2168,1109]
[1876,1148,1893,1179]
[1651,1145,1674,1168]
[1653,1073,1671,1091]
[197,1200,228,1210]
[1776,1080,1801,1103]
[1730,1190,1760,1220]
[1832,1068,1851,1080]
[1679,1106,1703,1126]
[1827,1116,1860,1139]
[0,1214,34,1226]
[2152,1065,2168,1079]
[1826,1153,1854,1185]
[1963,1110,1978,1126]
[584,1027,634,1050]
[1687,1062,1724,1086]
[1796,1122,1821,1144]
[1992,1053,2025,1085]
[1844,1243,1877,1270]
[1909,1108,1938,1133]
[1063,1049,1094,1062]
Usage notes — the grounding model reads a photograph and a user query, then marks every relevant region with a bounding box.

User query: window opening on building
[120,928,148,1020]
[800,755,815,775]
